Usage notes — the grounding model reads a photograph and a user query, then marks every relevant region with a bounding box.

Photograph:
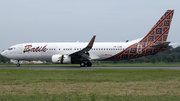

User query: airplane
[0,10,174,67]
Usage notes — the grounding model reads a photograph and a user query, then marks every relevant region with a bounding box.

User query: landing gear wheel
[80,62,85,67]
[17,63,20,67]
[87,62,92,67]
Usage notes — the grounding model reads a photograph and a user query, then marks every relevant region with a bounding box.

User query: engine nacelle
[52,54,71,64]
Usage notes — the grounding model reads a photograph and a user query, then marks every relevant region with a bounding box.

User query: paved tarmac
[0,66,180,70]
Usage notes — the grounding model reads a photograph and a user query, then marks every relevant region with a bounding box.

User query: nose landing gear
[16,60,20,67]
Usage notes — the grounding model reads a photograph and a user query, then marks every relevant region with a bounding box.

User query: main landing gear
[80,61,92,67]
[16,60,20,67]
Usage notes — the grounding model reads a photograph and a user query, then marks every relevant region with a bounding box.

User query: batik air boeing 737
[1,10,174,67]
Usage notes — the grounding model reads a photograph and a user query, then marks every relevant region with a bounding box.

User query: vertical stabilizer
[104,10,174,61]
[139,10,174,44]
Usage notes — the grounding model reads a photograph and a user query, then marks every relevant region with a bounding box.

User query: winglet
[86,35,96,49]
[81,35,96,52]
[69,35,96,58]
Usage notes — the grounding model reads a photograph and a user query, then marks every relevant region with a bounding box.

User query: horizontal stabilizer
[169,43,178,46]
[151,42,170,48]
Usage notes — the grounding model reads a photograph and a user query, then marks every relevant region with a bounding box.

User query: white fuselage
[1,42,135,61]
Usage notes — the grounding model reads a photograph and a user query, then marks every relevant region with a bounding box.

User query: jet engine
[52,54,71,64]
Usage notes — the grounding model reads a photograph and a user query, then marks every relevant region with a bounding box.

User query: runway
[0,66,180,70]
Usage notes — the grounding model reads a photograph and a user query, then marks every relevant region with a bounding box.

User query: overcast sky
[0,0,180,51]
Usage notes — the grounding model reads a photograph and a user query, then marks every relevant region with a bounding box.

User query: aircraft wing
[69,35,96,60]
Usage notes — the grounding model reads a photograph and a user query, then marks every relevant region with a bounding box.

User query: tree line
[0,46,180,63]
[0,54,10,63]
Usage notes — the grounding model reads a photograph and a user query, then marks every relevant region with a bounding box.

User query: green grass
[93,62,180,67]
[0,69,178,83]
[0,94,180,101]
[1,62,180,67]
[0,69,180,100]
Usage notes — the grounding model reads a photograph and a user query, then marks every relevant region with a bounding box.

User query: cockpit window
[8,48,13,50]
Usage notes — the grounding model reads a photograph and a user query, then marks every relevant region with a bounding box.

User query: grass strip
[0,69,180,100]
[1,94,180,101]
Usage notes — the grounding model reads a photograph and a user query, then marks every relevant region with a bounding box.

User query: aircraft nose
[1,50,11,59]
[1,50,5,57]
